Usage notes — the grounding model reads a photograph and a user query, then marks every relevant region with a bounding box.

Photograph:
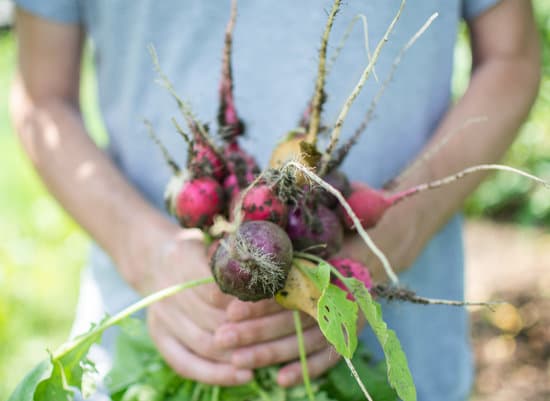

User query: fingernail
[220,331,238,348]
[233,351,254,368]
[279,371,297,387]
[235,369,253,383]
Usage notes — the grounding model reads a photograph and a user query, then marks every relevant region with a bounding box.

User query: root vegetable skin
[275,259,321,318]
[329,258,372,300]
[241,185,288,227]
[175,177,225,228]
[189,140,226,181]
[318,170,351,209]
[339,182,393,230]
[210,221,293,301]
[286,203,343,258]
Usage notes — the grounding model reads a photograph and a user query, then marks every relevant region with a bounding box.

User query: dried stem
[327,14,378,81]
[171,117,195,163]
[389,164,550,206]
[148,45,222,155]
[144,119,180,174]
[388,116,487,189]
[320,0,406,175]
[371,285,503,310]
[283,161,399,285]
[306,0,342,146]
[328,12,438,173]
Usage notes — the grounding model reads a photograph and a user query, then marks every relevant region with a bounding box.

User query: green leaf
[296,260,330,291]
[317,284,358,358]
[35,359,74,401]
[7,359,54,401]
[346,278,416,401]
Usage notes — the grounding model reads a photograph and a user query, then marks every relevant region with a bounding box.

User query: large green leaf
[317,284,358,358]
[346,278,416,401]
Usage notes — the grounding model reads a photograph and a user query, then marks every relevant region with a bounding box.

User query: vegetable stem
[293,311,314,401]
[284,161,399,285]
[53,277,215,359]
[320,0,406,175]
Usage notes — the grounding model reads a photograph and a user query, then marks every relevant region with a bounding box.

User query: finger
[172,291,228,332]
[277,346,341,387]
[152,303,232,363]
[215,311,316,349]
[226,298,284,321]
[231,326,328,369]
[149,317,253,386]
[194,281,235,309]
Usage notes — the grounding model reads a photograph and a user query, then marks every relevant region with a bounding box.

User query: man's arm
[340,0,541,279]
[10,7,254,385]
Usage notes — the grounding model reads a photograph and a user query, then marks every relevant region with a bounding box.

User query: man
[10,1,539,399]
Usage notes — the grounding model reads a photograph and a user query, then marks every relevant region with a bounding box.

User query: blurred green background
[0,2,549,399]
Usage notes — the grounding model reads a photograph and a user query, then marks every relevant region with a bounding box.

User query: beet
[189,139,226,181]
[318,170,351,209]
[286,203,343,258]
[211,221,293,301]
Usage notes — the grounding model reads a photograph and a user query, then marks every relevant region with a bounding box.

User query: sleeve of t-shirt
[462,0,502,21]
[14,0,80,24]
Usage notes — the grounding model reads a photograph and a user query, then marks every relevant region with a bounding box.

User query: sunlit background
[0,1,549,400]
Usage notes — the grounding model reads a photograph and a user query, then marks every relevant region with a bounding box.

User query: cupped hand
[139,224,253,386]
[215,298,341,387]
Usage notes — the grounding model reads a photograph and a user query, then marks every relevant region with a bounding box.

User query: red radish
[189,138,226,181]
[286,202,343,258]
[339,182,393,230]
[174,177,225,229]
[224,142,260,175]
[329,257,372,300]
[210,220,293,301]
[217,0,245,141]
[240,185,288,227]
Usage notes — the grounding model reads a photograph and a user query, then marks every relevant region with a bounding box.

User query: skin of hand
[10,8,251,386]
[339,0,541,283]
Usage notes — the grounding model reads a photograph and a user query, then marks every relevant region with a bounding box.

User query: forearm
[343,7,540,281]
[10,76,175,292]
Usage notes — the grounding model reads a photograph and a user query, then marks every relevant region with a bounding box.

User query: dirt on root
[465,220,550,401]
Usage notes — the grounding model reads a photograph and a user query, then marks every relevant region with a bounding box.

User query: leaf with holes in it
[317,283,358,359]
[346,278,416,401]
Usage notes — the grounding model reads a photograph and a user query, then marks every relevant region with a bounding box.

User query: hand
[214,298,341,387]
[129,222,254,386]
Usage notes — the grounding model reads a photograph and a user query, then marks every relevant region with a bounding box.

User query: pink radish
[329,257,372,300]
[189,138,226,181]
[174,177,225,229]
[240,185,288,227]
[210,220,293,301]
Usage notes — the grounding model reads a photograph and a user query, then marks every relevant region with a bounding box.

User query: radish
[318,170,351,209]
[210,220,293,301]
[189,137,226,181]
[240,184,288,227]
[329,258,372,300]
[175,177,225,229]
[217,0,245,141]
[286,202,343,258]
[339,182,393,230]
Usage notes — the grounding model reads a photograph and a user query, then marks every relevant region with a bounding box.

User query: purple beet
[286,203,343,258]
[318,170,351,209]
[210,220,293,301]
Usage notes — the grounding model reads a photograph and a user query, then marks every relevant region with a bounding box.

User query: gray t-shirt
[15,1,500,400]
